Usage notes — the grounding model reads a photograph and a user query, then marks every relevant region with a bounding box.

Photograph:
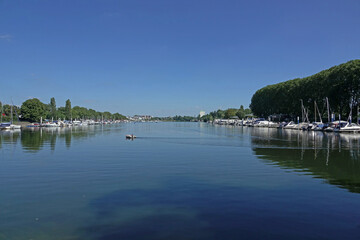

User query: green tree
[102,111,112,120]
[216,109,225,119]
[250,59,360,119]
[224,108,238,119]
[50,97,57,119]
[57,107,66,120]
[21,98,47,122]
[236,105,245,119]
[65,99,72,120]
[113,113,127,120]
[88,109,98,120]
[72,106,89,120]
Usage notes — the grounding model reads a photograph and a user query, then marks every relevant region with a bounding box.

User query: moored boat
[338,122,360,133]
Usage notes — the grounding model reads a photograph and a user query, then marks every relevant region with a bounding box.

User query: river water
[1,122,360,240]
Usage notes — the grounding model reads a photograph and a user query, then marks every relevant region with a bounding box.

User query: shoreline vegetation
[250,59,360,120]
[0,98,127,123]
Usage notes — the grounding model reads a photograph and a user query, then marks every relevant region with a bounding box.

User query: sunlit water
[1,122,360,240]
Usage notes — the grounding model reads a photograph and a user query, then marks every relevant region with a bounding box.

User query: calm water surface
[1,122,360,239]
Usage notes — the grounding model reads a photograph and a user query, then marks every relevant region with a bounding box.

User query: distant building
[199,111,206,118]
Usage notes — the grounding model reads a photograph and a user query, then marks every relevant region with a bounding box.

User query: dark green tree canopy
[65,99,72,120]
[250,60,360,119]
[50,97,57,119]
[21,98,47,122]
[224,108,238,119]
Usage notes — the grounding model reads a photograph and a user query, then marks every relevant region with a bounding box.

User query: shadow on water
[251,128,360,193]
[78,180,307,240]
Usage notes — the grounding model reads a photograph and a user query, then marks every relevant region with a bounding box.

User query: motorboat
[126,134,136,140]
[42,122,58,127]
[283,121,297,129]
[254,120,270,127]
[338,122,360,133]
[310,122,326,131]
[324,121,348,132]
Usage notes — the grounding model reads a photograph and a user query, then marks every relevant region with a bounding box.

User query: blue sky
[0,0,359,116]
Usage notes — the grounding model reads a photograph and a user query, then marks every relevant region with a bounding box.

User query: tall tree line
[250,60,360,120]
[14,98,127,122]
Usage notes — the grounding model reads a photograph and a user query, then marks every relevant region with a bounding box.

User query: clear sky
[0,0,359,116]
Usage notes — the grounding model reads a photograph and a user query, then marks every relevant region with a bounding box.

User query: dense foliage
[250,60,360,119]
[21,98,47,122]
[50,97,56,119]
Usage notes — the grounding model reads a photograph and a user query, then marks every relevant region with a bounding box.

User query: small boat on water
[126,134,136,140]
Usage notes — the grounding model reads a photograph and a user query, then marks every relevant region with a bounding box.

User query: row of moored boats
[27,119,124,128]
[212,119,360,133]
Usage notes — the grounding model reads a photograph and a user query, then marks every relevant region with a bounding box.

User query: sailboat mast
[10,104,13,124]
[326,97,330,123]
[314,101,316,122]
[348,103,352,124]
[317,102,322,123]
[300,99,304,122]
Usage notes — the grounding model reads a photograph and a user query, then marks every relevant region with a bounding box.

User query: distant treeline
[151,116,197,122]
[0,98,127,123]
[200,105,252,122]
[250,60,360,119]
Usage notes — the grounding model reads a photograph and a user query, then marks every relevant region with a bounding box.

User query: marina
[212,118,360,133]
[1,1,359,239]
[2,122,360,240]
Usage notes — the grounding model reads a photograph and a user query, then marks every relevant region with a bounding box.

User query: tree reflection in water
[0,126,100,153]
[251,128,360,193]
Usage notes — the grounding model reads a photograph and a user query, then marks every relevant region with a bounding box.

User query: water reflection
[0,129,21,149]
[251,128,360,193]
[0,126,105,153]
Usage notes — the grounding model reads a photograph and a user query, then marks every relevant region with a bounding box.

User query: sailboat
[9,103,21,130]
[338,104,360,133]
[323,98,343,132]
[311,101,326,131]
[297,99,310,130]
[0,104,11,130]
